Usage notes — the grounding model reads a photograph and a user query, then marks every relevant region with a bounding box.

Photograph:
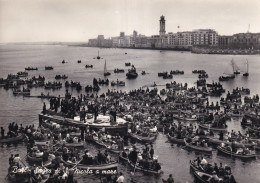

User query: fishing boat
[217,146,257,159]
[243,59,249,76]
[13,89,30,95]
[172,114,197,121]
[189,160,204,172]
[126,65,138,79]
[45,66,53,70]
[231,59,240,74]
[89,137,122,154]
[97,51,101,59]
[198,124,227,132]
[64,141,84,147]
[0,134,24,143]
[114,68,125,73]
[167,134,185,144]
[119,155,163,175]
[61,158,118,171]
[27,154,43,163]
[207,137,254,148]
[104,60,111,76]
[25,67,38,71]
[184,138,213,153]
[128,132,157,143]
[17,71,28,77]
[194,171,222,183]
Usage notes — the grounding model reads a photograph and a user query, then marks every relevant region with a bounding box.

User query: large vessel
[126,65,138,79]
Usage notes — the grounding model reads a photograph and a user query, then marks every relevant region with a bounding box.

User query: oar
[130,161,138,175]
[72,158,83,169]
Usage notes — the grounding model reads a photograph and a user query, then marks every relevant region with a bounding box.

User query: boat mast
[246,59,249,73]
[231,59,235,72]
[104,59,107,74]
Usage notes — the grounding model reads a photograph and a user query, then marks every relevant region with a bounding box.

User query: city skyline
[0,0,260,43]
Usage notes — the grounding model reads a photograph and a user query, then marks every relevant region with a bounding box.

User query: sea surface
[0,44,260,183]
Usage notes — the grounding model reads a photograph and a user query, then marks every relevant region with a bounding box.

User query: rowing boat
[119,155,163,175]
[194,171,222,183]
[184,138,212,153]
[207,137,255,148]
[167,134,185,145]
[27,154,43,163]
[217,146,257,159]
[0,134,24,143]
[198,124,227,132]
[128,132,157,143]
[61,158,118,171]
[64,141,84,147]
[172,115,197,121]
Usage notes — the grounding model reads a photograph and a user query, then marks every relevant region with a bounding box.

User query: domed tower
[159,15,166,36]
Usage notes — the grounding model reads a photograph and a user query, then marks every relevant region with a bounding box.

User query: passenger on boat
[117,172,124,183]
[13,154,21,166]
[82,150,93,165]
[165,174,174,183]
[9,154,14,165]
[152,160,161,171]
[150,145,154,159]
[1,127,4,138]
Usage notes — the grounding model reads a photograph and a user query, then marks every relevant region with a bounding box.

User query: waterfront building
[230,33,260,49]
[218,35,233,49]
[88,35,112,47]
[192,29,218,46]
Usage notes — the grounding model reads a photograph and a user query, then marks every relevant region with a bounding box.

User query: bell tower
[159,15,166,36]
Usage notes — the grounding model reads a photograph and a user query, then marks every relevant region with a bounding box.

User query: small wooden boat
[64,141,84,147]
[27,154,43,163]
[172,115,197,121]
[198,124,227,132]
[25,67,38,71]
[129,133,157,143]
[167,134,185,145]
[61,158,118,171]
[91,138,121,154]
[119,155,163,175]
[194,171,222,183]
[184,138,212,153]
[208,137,254,148]
[217,146,257,159]
[45,66,53,70]
[0,134,24,143]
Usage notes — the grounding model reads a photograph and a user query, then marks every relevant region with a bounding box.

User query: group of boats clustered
[0,51,259,183]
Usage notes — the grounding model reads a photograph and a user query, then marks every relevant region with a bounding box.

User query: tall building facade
[193,29,218,46]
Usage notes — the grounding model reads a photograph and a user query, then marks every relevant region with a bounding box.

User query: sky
[0,0,260,43]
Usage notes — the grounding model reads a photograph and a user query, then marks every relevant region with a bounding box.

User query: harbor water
[0,44,260,183]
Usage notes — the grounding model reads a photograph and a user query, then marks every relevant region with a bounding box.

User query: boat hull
[217,146,257,159]
[0,134,24,143]
[198,124,227,132]
[184,138,212,153]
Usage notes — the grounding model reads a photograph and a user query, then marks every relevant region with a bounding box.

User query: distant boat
[231,59,240,74]
[104,60,111,77]
[97,51,101,60]
[243,59,249,77]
